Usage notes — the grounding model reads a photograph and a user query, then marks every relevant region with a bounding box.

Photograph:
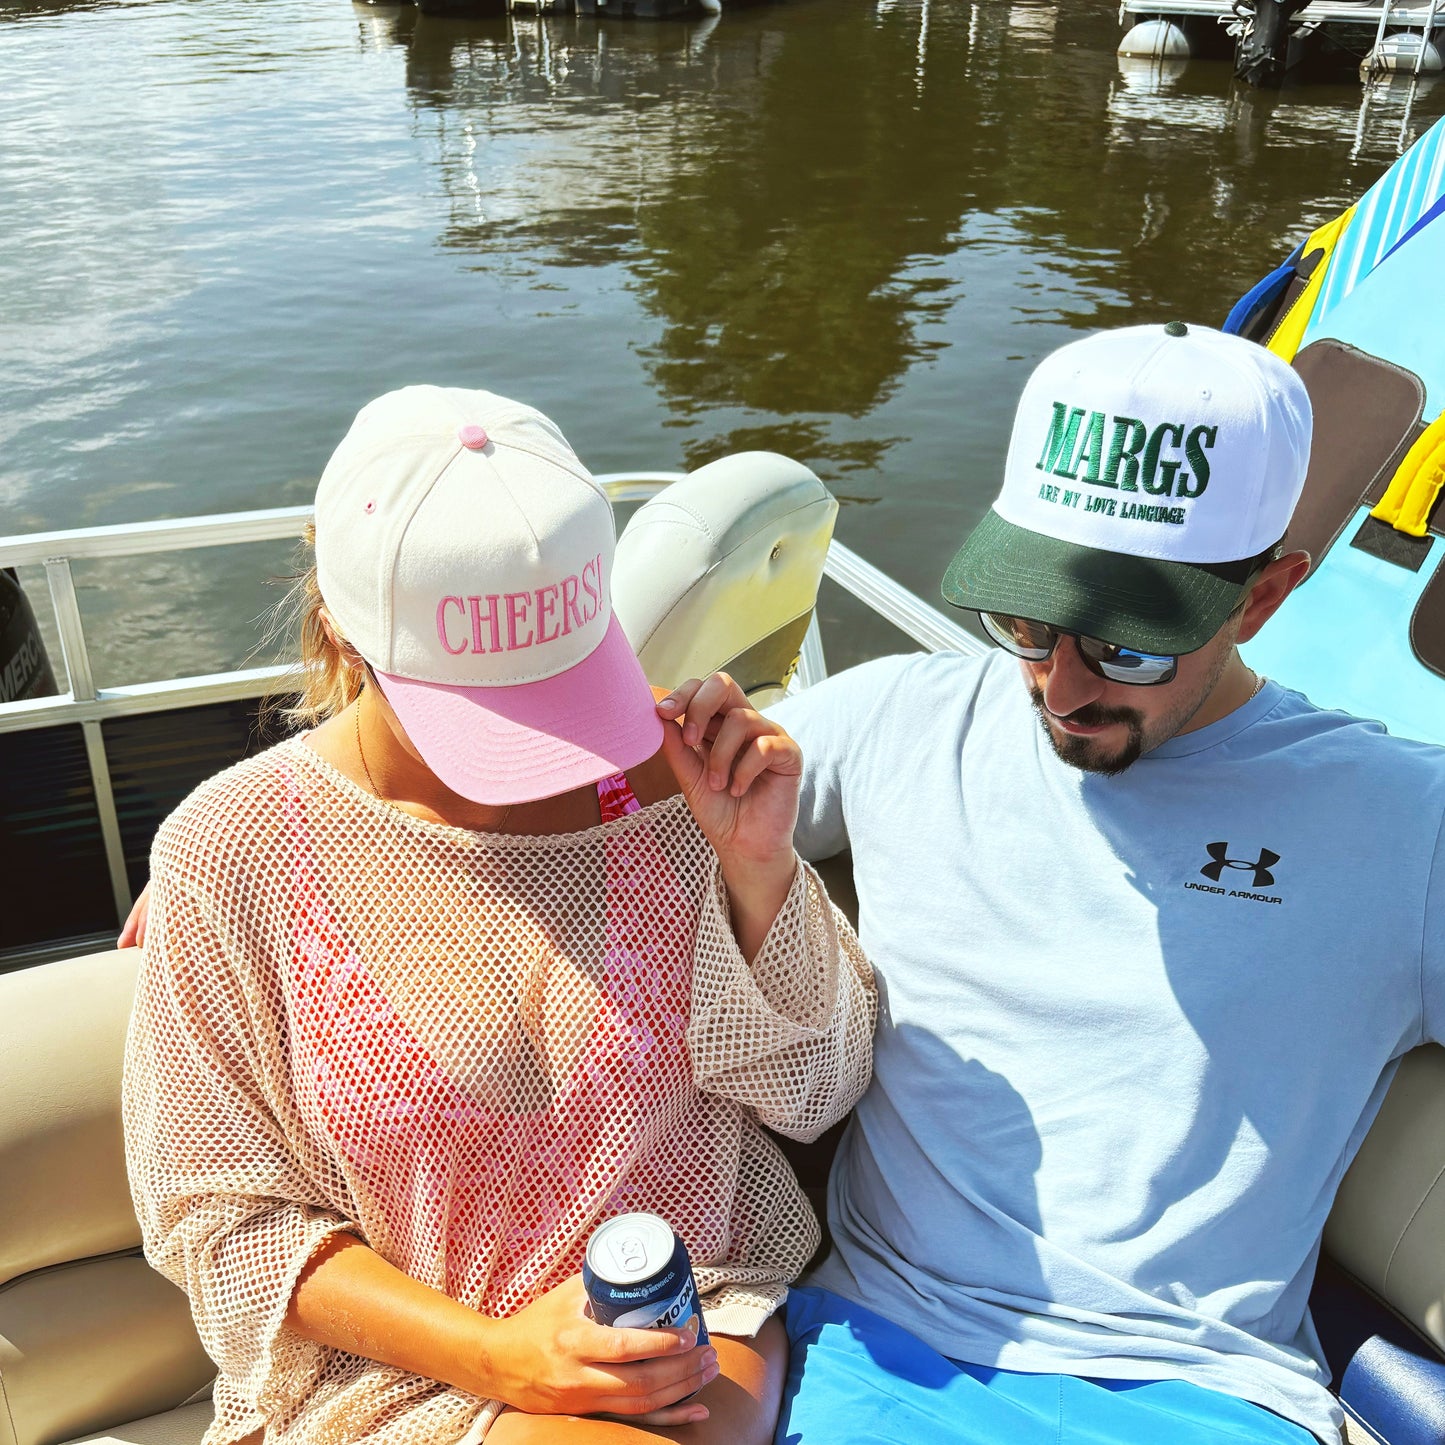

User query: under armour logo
[1201,842,1280,889]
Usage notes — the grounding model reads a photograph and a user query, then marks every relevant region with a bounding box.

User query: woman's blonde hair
[263,523,366,730]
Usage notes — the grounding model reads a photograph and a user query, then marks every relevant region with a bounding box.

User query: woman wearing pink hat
[120,388,875,1445]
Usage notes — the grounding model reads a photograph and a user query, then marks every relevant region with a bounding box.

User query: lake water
[2,0,1440,678]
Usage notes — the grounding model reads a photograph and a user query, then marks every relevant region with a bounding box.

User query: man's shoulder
[777,648,997,725]
[1270,686,1445,771]
[1259,687,1445,820]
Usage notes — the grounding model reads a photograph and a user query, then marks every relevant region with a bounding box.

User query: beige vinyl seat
[4,946,1444,1445]
[0,950,216,1445]
[612,450,837,709]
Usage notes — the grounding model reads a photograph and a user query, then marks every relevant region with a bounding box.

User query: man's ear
[1235,550,1311,644]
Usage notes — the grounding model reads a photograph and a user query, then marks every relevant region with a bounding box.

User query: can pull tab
[612,1234,648,1273]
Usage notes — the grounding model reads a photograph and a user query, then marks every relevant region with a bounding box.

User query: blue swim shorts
[775,1285,1317,1445]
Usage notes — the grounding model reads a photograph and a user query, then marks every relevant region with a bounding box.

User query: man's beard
[1026,683,1147,775]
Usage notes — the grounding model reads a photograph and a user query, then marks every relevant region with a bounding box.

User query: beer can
[583,1212,711,1350]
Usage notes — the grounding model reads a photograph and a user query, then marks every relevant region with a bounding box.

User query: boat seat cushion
[0,951,215,1445]
[1313,1257,1445,1445]
[1324,1045,1445,1357]
[0,950,147,1281]
[70,1400,214,1445]
[1286,340,1425,572]
[613,452,836,705]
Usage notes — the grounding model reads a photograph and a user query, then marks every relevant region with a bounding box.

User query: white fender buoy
[698,0,722,12]
[1366,32,1444,74]
[1115,54,1189,93]
[1117,19,1191,60]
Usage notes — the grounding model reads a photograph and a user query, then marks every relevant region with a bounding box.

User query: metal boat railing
[0,475,984,931]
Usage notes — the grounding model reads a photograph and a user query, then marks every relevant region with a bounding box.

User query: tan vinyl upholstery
[1324,1043,1445,1353]
[0,951,215,1445]
[72,1403,216,1445]
[2,952,1442,1445]
[613,452,837,708]
[1340,1416,1385,1445]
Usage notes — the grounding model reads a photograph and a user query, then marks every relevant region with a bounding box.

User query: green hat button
[1164,320,1189,337]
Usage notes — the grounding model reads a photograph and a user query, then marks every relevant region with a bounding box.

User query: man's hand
[480,1276,717,1425]
[658,674,801,961]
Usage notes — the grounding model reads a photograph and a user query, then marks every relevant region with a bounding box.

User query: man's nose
[1036,635,1106,716]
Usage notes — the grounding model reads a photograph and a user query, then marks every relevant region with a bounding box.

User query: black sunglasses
[978,612,1179,686]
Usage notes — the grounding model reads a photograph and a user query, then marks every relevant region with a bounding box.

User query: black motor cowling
[0,568,58,703]
[1233,0,1312,86]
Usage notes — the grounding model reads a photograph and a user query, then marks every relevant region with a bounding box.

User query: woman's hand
[119,881,152,948]
[480,1276,717,1425]
[657,674,801,961]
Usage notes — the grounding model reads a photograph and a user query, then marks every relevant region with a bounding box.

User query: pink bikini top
[284,768,699,1318]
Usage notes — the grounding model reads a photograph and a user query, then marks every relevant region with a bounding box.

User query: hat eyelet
[364,500,377,514]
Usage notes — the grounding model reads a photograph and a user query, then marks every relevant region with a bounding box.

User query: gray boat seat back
[0,950,215,1445]
[1325,1043,1445,1353]
[613,452,837,708]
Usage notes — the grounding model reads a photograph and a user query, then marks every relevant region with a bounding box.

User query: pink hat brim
[372,615,665,806]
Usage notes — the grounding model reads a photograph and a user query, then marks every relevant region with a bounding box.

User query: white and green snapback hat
[942,322,1313,653]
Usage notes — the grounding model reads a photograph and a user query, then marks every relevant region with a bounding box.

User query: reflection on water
[2,0,1442,677]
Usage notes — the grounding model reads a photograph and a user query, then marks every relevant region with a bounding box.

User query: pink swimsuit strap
[595,770,642,822]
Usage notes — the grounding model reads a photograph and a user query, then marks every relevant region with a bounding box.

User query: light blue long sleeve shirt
[771,648,1445,1443]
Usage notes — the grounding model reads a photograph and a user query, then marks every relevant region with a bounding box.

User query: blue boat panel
[1380,191,1445,268]
[1243,509,1445,747]
[1303,223,1445,418]
[1311,117,1445,330]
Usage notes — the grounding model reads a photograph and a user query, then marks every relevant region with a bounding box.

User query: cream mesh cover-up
[123,738,875,1445]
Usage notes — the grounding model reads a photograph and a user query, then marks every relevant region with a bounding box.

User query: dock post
[1368,2,1395,74]
[1416,0,1441,76]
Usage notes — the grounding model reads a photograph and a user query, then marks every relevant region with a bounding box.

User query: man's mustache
[1045,701,1141,728]
[1026,686,1141,731]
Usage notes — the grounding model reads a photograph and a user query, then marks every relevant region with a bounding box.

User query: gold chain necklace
[353,699,516,832]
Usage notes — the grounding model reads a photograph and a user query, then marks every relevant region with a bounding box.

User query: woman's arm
[657,676,877,1141]
[287,1237,717,1425]
[657,676,804,963]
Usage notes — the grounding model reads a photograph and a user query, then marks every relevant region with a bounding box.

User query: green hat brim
[941,510,1255,655]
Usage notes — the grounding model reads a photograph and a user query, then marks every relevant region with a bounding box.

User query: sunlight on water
[1,0,1440,678]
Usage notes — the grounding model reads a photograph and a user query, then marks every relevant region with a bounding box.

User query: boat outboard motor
[1232,0,1311,87]
[612,452,837,708]
[0,568,58,703]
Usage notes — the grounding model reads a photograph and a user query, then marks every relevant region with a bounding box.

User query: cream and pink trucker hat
[314,385,663,805]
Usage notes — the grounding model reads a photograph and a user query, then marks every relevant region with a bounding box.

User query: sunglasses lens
[1088,645,1177,685]
[981,613,1054,659]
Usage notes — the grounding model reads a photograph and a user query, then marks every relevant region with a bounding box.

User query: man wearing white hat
[672,322,1445,1444]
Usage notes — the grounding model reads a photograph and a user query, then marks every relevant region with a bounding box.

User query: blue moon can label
[583,1212,711,1349]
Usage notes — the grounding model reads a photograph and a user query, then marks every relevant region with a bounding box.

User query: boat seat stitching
[1382,1159,1445,1292]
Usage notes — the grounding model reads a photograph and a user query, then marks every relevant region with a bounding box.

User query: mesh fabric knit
[123,737,875,1445]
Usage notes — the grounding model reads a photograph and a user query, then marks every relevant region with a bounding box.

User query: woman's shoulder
[151,736,305,882]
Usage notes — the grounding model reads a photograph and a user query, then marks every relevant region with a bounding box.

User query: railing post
[797,614,828,689]
[43,557,132,925]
